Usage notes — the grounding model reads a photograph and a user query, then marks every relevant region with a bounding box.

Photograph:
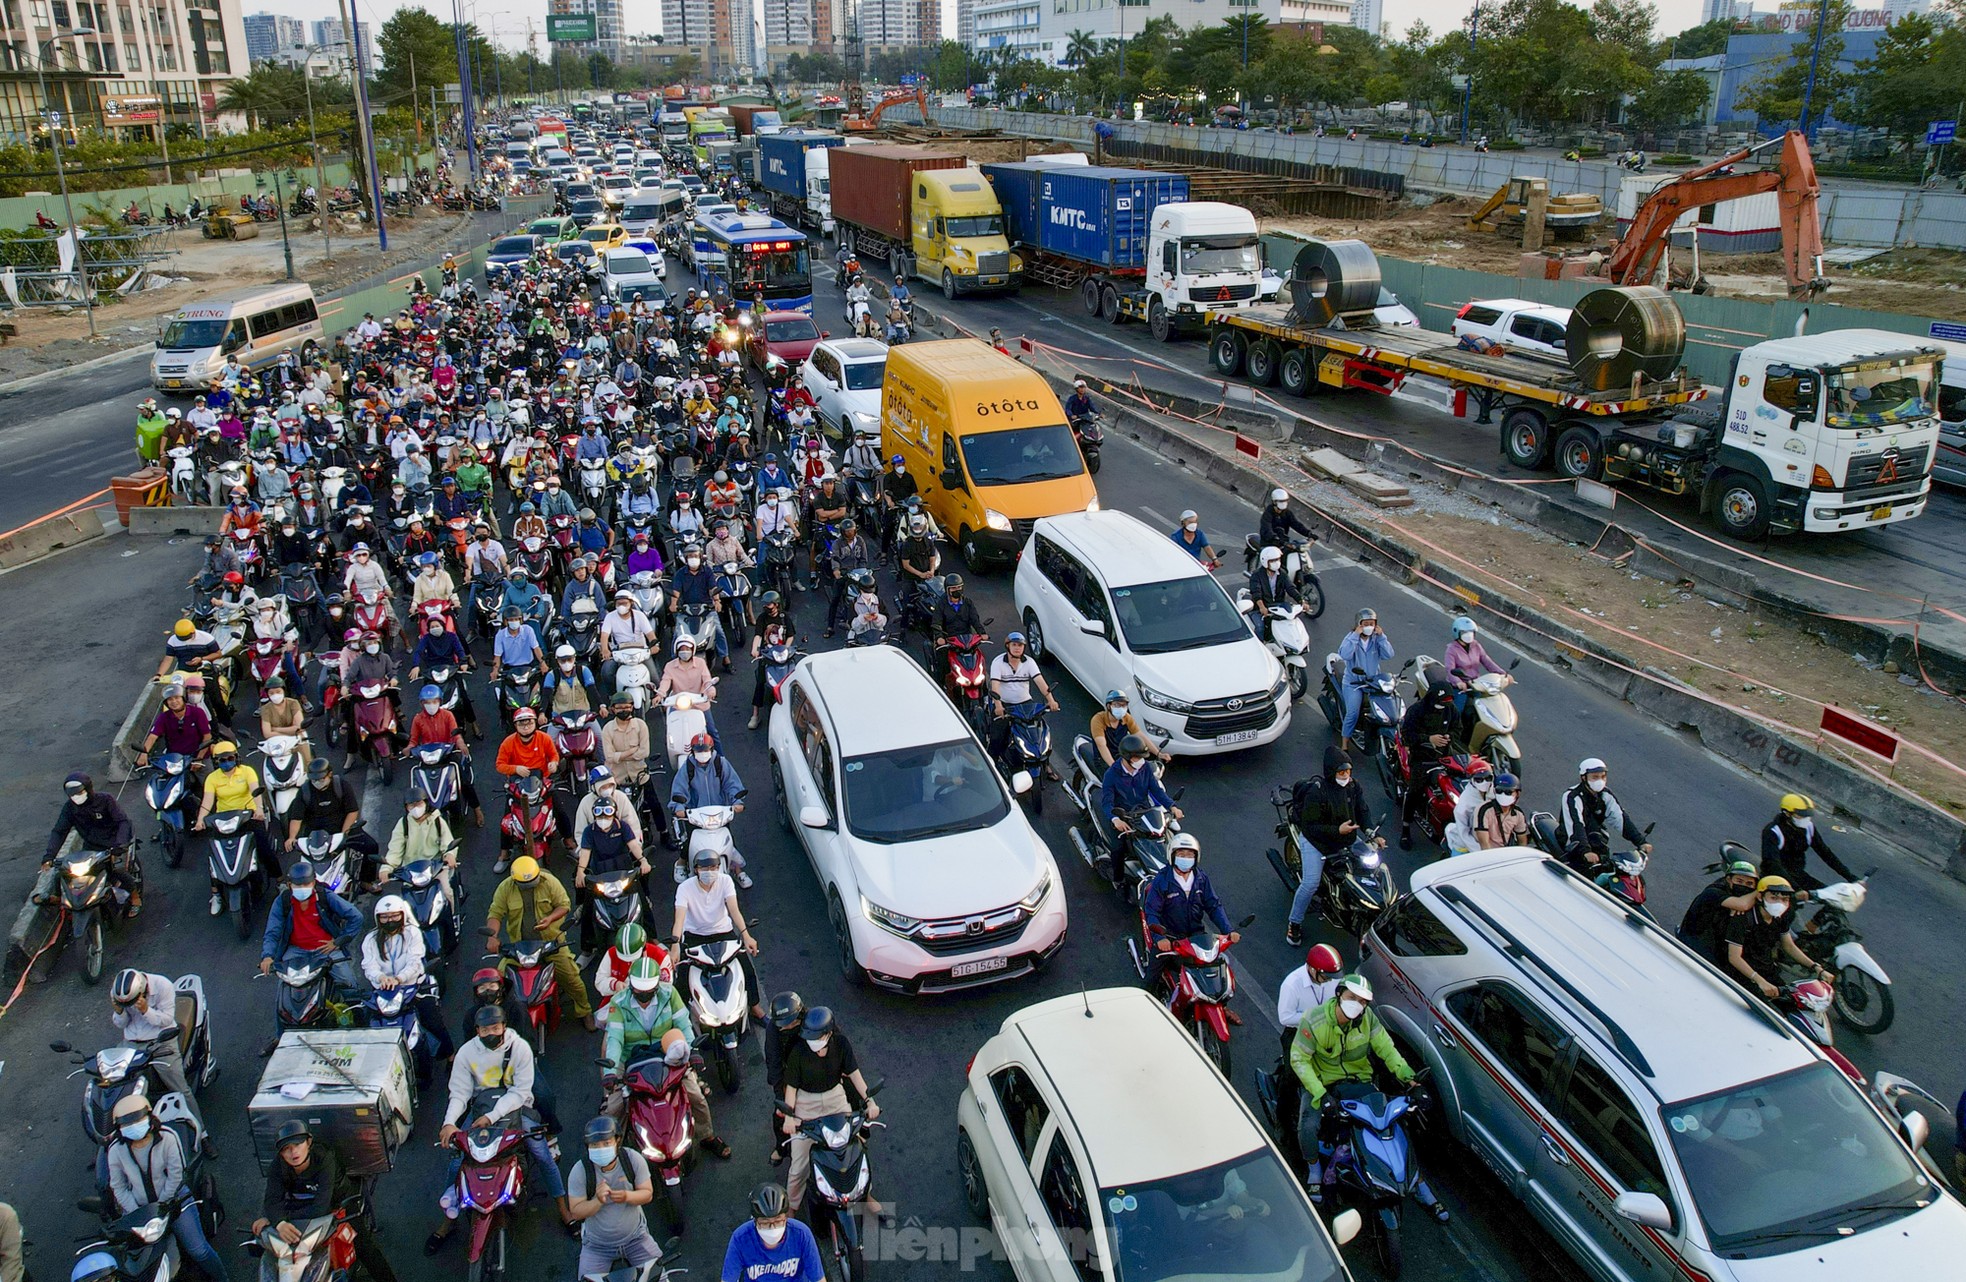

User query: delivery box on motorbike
[248,1029,415,1177]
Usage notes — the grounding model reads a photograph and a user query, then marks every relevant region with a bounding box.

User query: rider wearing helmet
[1676,848,1763,966]
[1271,943,1346,1134]
[1088,689,1166,769]
[360,891,453,1083]
[108,968,207,1133]
[1395,680,1459,849]
[1558,757,1650,871]
[1095,734,1182,877]
[430,1004,572,1250]
[1290,975,1436,1215]
[1336,607,1395,751]
[879,453,919,557]
[565,1115,665,1278]
[593,922,669,1001]
[1258,487,1315,549]
[668,732,750,887]
[1141,833,1237,960]
[46,769,140,915]
[724,1182,822,1280]
[929,573,984,644]
[780,1007,880,1213]
[1246,544,1304,643]
[601,957,731,1159]
[105,1092,228,1281]
[1724,875,1832,1001]
[763,992,807,1163]
[1760,793,1854,891]
[542,641,598,715]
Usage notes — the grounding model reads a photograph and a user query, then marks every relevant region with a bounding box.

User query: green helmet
[615,923,647,956]
[627,956,663,995]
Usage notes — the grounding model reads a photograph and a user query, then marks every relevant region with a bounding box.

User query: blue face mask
[120,1120,150,1142]
[1173,855,1197,873]
[291,884,315,901]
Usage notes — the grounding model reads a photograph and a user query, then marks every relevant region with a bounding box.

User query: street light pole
[1460,1,1480,145]
[32,29,98,339]
[272,171,295,280]
[301,59,331,262]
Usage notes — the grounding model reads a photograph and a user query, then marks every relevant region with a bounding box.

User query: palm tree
[1064,28,1098,68]
[217,64,302,132]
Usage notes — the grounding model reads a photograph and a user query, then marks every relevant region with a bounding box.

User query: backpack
[1288,776,1330,833]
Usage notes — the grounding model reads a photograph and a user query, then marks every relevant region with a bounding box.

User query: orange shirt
[410,709,459,747]
[495,730,560,777]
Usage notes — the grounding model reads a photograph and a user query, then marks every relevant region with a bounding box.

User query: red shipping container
[830,144,965,243]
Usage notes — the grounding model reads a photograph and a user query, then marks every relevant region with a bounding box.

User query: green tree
[1589,0,1659,58]
[1736,1,1855,127]
[1849,14,1956,150]
[1628,66,1711,129]
[1064,28,1099,68]
[216,63,309,131]
[376,8,463,100]
[1665,17,1738,61]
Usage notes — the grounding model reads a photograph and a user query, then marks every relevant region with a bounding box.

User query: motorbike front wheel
[1375,1206,1404,1279]
[1834,966,1895,1034]
[81,913,106,984]
[1287,663,1310,701]
[1300,573,1326,619]
[229,886,251,940]
[1194,1017,1232,1078]
[715,1039,742,1094]
[1374,740,1400,803]
[160,822,183,869]
[655,1176,687,1236]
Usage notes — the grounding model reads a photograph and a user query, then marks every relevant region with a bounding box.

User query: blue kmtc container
[756,131,844,200]
[982,163,1190,270]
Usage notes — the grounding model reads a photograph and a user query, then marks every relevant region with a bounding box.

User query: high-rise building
[956,0,977,45]
[242,11,304,64]
[856,0,929,46]
[1347,0,1381,38]
[309,17,376,72]
[764,0,818,46]
[977,0,1334,64]
[1279,0,1358,30]
[714,0,756,72]
[550,0,624,60]
[662,0,717,55]
[2,0,251,142]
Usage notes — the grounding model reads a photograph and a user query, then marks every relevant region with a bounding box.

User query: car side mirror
[1079,620,1105,637]
[939,468,963,491]
[1612,1191,1673,1232]
[798,803,830,829]
[1329,1207,1362,1246]
[1011,770,1033,795]
[1901,1110,1930,1152]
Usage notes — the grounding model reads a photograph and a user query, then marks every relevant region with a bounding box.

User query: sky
[251,0,1720,55]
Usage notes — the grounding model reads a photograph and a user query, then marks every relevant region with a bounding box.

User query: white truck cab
[1141,202,1263,337]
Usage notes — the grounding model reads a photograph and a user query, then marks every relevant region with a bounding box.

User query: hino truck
[982,161,1265,341]
[756,131,845,236]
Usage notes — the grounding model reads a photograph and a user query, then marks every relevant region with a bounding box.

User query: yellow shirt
[201,763,261,813]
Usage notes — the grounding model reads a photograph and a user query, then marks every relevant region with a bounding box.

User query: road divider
[0,495,111,570]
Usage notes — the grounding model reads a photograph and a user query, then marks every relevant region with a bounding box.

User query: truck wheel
[1099,285,1120,324]
[1081,279,1103,316]
[890,248,908,279]
[1501,408,1551,470]
[1148,297,1174,342]
[1714,473,1771,541]
[1210,329,1245,376]
[1553,425,1603,480]
[1279,348,1312,397]
[942,269,958,301]
[1246,341,1281,387]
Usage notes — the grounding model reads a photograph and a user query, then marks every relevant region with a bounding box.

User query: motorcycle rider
[1272,943,1345,1140]
[1141,834,1238,988]
[780,1007,880,1216]
[1288,975,1439,1218]
[1724,875,1833,1001]
[45,771,141,917]
[1442,756,1494,853]
[669,733,749,886]
[565,1115,667,1279]
[1760,793,1855,892]
[1087,690,1168,769]
[669,847,765,1025]
[1395,681,1457,850]
[105,1094,228,1281]
[1337,608,1395,752]
[723,1183,824,1282]
[1258,487,1315,551]
[1284,747,1377,947]
[287,758,378,883]
[598,588,660,696]
[928,573,984,646]
[823,520,875,639]
[484,854,596,1029]
[1246,546,1303,643]
[655,636,721,742]
[601,958,732,1159]
[258,859,363,1008]
[256,1121,400,1282]
[1443,616,1506,731]
[593,923,669,1002]
[135,682,214,771]
[427,1005,574,1251]
[669,545,730,668]
[1171,509,1219,567]
[1473,772,1529,850]
[377,786,458,896]
[195,742,270,911]
[407,624,483,740]
[1063,379,1097,424]
[1095,734,1182,878]
[1676,854,1762,966]
[1558,758,1650,870]
[877,455,918,560]
[543,643,599,716]
[360,894,453,1085]
[108,969,209,1137]
[986,631,1059,759]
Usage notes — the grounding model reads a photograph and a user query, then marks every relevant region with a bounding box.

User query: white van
[150,283,322,393]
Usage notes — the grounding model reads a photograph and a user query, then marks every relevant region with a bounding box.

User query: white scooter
[1237,590,1312,700]
[613,645,655,710]
[167,445,199,503]
[661,689,713,772]
[260,734,307,833]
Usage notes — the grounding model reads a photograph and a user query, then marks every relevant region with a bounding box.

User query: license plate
[985,276,1006,284]
[950,956,1009,979]
[166,379,183,388]
[1868,504,1894,521]
[1215,730,1260,745]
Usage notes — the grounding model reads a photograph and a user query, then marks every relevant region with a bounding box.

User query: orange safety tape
[0,487,114,542]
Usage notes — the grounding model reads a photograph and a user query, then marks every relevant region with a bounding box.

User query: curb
[0,343,149,396]
[1073,372,1966,883]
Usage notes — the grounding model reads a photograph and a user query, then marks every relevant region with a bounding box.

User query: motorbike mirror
[982,617,995,629]
[1642,822,1657,835]
[1236,914,1257,929]
[76,1196,104,1215]
[863,1075,887,1098]
[1171,787,1186,801]
[1400,658,1416,670]
[596,1057,617,1069]
[1329,1207,1362,1246]
[798,804,830,830]
[1900,1110,1930,1152]
[1507,658,1520,670]
[1010,770,1033,795]
[50,1040,72,1053]
[1612,1191,1674,1232]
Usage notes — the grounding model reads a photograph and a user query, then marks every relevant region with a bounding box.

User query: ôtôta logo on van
[974,396,1046,417]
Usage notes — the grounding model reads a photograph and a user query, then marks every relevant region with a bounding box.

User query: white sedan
[798,337,889,442]
[600,247,664,302]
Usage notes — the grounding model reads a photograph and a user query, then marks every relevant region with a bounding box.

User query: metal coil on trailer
[1285,239,1382,326]
[1565,286,1685,391]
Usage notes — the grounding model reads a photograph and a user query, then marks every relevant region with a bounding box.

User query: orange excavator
[1604,129,1827,299]
[842,86,930,132]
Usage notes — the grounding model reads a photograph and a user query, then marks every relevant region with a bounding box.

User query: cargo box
[248,1029,415,1177]
[982,164,1190,270]
[831,144,965,243]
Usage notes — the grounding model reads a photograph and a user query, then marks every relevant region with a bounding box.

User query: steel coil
[1286,239,1382,325]
[1565,286,1684,391]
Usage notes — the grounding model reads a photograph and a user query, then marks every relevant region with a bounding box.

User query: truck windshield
[959,425,1086,485]
[1182,236,1260,274]
[159,317,228,349]
[945,214,1003,238]
[1824,360,1937,429]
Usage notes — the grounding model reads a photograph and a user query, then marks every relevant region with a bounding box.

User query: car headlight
[983,508,1013,532]
[1268,673,1290,704]
[1136,681,1194,715]
[850,410,880,431]
[861,896,920,936]
[1017,871,1052,913]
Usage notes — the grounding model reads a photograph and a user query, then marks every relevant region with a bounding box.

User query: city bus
[697,212,812,314]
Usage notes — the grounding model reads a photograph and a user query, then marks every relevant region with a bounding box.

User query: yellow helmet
[1778,793,1813,817]
[511,855,541,883]
[1755,875,1793,895]
[173,619,196,639]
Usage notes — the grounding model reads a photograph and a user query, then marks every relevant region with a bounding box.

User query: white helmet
[1259,545,1282,569]
[555,643,577,660]
[374,894,410,922]
[1579,757,1607,776]
[1270,488,1289,505]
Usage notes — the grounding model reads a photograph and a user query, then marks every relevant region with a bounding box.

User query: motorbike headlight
[861,896,920,936]
[1017,871,1053,913]
[1136,681,1194,715]
[1357,850,1382,869]
[596,875,632,898]
[983,508,1013,533]
[136,1216,169,1244]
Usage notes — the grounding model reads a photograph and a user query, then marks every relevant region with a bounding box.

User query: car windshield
[622,203,660,221]
[1664,1063,1931,1254]
[159,317,229,349]
[527,221,562,237]
[945,214,1003,238]
[571,199,604,215]
[840,738,1008,843]
[1824,360,1937,428]
[766,318,818,343]
[843,360,886,391]
[492,238,534,256]
[607,252,652,275]
[1182,236,1261,274]
[958,424,1085,485]
[1111,576,1252,655]
[1103,1148,1345,1282]
[558,242,594,261]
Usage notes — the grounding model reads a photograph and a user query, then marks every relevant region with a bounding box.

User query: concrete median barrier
[127,505,224,537]
[0,509,109,570]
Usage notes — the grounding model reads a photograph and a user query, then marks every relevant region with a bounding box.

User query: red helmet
[688,732,715,755]
[471,967,502,990]
[222,571,244,586]
[1307,943,1342,975]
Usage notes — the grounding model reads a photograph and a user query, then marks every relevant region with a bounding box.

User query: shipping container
[726,104,784,137]
[757,131,844,199]
[983,163,1191,271]
[831,144,966,243]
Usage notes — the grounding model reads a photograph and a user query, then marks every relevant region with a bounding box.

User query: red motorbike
[316,653,344,746]
[936,631,991,737]
[443,1108,549,1282]
[1394,748,1484,846]
[515,535,555,584]
[351,681,398,774]
[605,1047,696,1235]
[550,711,599,794]
[245,635,289,694]
[497,938,563,1053]
[351,590,396,648]
[1129,911,1255,1078]
[547,513,577,564]
[413,597,457,639]
[498,774,556,865]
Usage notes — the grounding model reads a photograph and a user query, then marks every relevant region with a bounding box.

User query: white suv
[767,645,1066,993]
[1015,511,1288,755]
[799,337,888,442]
[1451,297,1573,360]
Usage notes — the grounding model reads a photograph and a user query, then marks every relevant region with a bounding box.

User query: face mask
[1763,899,1789,919]
[1339,997,1366,1020]
[217,760,238,773]
[1798,817,1814,836]
[1359,625,1375,636]
[507,623,521,633]
[692,749,714,766]
[410,803,429,819]
[560,660,575,670]
[756,1224,787,1249]
[380,918,403,935]
[292,884,315,901]
[365,643,380,655]
[696,868,718,887]
[423,699,441,714]
[1182,520,1198,532]
[1334,773,1353,788]
[1173,855,1197,873]
[1495,792,1517,806]
[805,1036,830,1054]
[587,1146,616,1166]
[269,691,287,705]
[120,1121,151,1142]
[479,1031,504,1050]
[685,557,700,570]
[1587,778,1607,793]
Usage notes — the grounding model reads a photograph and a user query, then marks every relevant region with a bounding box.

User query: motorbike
[1396,749,1484,849]
[659,691,713,774]
[936,631,992,737]
[613,646,656,711]
[292,827,360,900]
[443,1110,551,1282]
[410,741,467,825]
[203,808,261,940]
[261,734,307,834]
[674,603,721,666]
[350,682,398,778]
[581,857,647,957]
[784,1085,886,1282]
[603,1048,694,1235]
[758,529,797,600]
[1318,657,1413,800]
[72,1186,215,1282]
[674,804,736,876]
[1238,592,1312,700]
[138,753,197,869]
[680,933,750,1093]
[1413,654,1523,779]
[498,662,543,726]
[1265,785,1398,939]
[263,944,353,1032]
[499,775,556,867]
[715,563,752,648]
[1068,410,1104,475]
[36,841,135,984]
[624,571,667,621]
[1243,535,1325,617]
[1064,736,1180,902]
[1792,873,1894,1035]
[387,856,460,959]
[556,598,604,663]
[499,938,564,1053]
[552,709,601,796]
[56,984,217,1196]
[995,701,1050,815]
[1126,913,1256,1076]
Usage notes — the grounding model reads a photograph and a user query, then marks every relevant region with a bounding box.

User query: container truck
[831,143,1021,299]
[1208,240,1942,540]
[658,108,690,157]
[982,161,1265,341]
[726,104,784,137]
[690,112,734,168]
[756,131,845,235]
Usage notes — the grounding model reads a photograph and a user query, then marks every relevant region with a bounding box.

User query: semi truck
[831,144,1020,298]
[756,131,845,235]
[726,104,784,137]
[982,161,1265,341]
[1206,242,1942,540]
[658,108,690,157]
[689,111,734,168]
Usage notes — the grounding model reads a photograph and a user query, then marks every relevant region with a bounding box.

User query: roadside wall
[0,150,441,230]
[933,107,1966,252]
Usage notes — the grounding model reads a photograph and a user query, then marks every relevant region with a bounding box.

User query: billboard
[104,94,161,125]
[545,14,597,41]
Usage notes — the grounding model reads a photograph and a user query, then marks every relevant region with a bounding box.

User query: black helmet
[583,1116,617,1145]
[800,1006,836,1040]
[1119,733,1148,759]
[945,574,964,596]
[749,1183,789,1220]
[275,1119,312,1150]
[769,990,806,1031]
[760,590,782,610]
[847,567,874,590]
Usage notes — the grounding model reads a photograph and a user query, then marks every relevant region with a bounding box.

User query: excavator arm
[1605,130,1826,299]
[845,88,930,132]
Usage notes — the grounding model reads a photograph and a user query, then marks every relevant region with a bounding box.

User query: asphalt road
[0,255,1961,1282]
